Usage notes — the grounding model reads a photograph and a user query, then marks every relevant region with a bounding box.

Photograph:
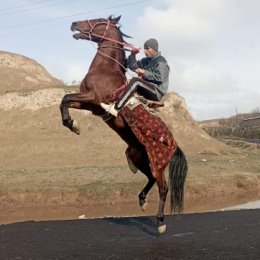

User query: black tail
[168,146,188,214]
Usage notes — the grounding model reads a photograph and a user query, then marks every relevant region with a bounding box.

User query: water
[245,138,260,144]
[1,199,260,225]
[223,200,260,210]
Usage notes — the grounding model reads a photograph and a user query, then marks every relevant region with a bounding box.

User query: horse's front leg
[155,170,168,234]
[60,92,96,135]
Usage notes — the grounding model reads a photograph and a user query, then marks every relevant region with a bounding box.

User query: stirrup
[100,102,118,117]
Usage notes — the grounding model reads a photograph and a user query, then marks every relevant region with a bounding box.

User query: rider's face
[144,47,156,58]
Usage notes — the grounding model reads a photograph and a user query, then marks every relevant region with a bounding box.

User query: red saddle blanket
[120,104,177,173]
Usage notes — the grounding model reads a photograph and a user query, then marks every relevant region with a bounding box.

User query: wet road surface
[1,209,259,259]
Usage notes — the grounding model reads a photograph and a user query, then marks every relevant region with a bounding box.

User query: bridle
[84,19,140,53]
[86,19,114,42]
[81,19,140,72]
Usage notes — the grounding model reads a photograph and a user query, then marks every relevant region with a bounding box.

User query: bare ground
[0,89,259,223]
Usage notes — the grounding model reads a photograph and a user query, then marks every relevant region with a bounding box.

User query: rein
[97,45,127,70]
[92,32,140,52]
[97,47,127,71]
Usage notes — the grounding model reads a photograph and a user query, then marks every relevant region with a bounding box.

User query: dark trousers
[115,77,159,109]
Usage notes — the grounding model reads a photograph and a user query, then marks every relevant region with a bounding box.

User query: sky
[0,0,259,120]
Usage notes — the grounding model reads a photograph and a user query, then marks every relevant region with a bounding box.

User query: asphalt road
[1,209,259,259]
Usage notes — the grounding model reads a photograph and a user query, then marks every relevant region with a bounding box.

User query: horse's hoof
[158,224,167,234]
[141,201,148,211]
[72,120,80,135]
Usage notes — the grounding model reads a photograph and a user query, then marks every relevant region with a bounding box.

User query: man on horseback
[101,38,170,117]
[62,17,188,233]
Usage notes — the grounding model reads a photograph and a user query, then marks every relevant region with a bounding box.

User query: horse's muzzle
[71,22,77,32]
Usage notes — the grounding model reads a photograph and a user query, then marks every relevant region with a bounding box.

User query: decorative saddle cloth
[119,98,177,173]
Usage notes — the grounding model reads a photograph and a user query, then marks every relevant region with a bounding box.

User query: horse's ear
[113,15,121,24]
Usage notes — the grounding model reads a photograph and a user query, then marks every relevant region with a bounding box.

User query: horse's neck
[89,42,126,78]
[82,44,126,97]
[82,27,127,96]
[90,26,125,74]
[97,42,124,67]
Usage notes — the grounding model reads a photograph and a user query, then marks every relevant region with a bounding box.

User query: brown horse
[60,15,188,234]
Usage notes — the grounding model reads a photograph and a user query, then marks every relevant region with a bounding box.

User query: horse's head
[71,15,121,42]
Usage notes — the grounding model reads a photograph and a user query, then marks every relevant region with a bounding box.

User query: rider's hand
[135,68,145,75]
[131,48,141,54]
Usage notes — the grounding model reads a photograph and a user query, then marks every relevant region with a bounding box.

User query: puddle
[223,200,260,210]
[1,195,260,224]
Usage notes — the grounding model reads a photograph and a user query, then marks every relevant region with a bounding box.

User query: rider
[101,38,170,116]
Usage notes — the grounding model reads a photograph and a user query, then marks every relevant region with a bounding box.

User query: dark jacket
[127,52,170,100]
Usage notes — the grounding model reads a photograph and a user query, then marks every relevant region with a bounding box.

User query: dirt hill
[0,51,63,94]
[0,88,229,168]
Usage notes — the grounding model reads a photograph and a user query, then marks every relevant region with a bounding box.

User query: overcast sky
[0,0,259,120]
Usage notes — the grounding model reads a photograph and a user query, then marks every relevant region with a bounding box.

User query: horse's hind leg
[125,146,155,210]
[155,169,168,234]
[138,175,155,211]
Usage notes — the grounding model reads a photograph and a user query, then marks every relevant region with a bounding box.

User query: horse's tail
[168,146,188,214]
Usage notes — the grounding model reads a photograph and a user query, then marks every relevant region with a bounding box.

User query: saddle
[135,95,164,109]
[103,85,176,173]
[123,93,164,114]
[107,82,164,110]
[119,95,177,173]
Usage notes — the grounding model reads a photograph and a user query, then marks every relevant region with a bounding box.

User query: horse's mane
[108,15,132,44]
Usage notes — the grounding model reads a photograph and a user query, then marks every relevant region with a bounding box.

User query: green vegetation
[202,111,260,140]
[205,126,260,139]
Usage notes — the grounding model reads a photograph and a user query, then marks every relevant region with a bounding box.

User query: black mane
[108,15,132,44]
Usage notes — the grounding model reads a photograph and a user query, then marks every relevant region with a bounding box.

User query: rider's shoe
[100,102,118,117]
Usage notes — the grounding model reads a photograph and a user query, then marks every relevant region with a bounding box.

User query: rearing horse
[60,15,188,234]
